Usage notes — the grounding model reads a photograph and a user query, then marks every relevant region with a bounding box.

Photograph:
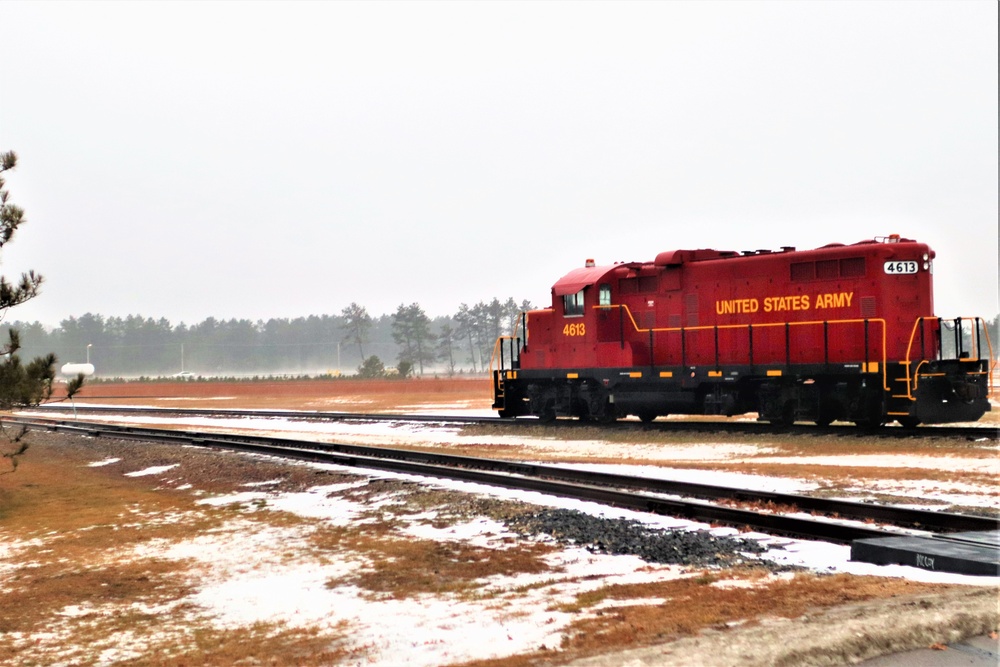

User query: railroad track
[12,415,998,549]
[28,403,1000,440]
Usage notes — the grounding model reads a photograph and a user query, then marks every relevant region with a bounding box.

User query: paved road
[859,634,999,666]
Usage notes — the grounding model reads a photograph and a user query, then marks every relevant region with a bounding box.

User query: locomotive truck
[491,235,994,427]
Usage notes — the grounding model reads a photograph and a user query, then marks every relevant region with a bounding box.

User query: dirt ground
[60,377,496,413]
[566,587,999,667]
[61,375,1000,425]
[10,377,998,666]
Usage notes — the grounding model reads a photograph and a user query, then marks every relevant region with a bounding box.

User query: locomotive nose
[951,379,985,402]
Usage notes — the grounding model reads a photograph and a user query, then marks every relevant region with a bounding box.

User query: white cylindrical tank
[60,363,95,377]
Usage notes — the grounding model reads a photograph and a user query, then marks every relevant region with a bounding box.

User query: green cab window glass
[563,290,585,316]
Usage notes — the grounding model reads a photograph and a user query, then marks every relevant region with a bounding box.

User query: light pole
[86,343,92,364]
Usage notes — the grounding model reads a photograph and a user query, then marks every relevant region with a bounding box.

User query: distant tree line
[1,298,534,378]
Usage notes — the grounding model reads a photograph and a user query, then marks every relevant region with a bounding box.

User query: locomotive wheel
[814,397,843,427]
[896,416,920,428]
[591,401,617,424]
[770,402,796,427]
[539,401,557,423]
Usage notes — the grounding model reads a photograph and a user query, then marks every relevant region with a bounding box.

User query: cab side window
[563,290,585,316]
[598,284,612,306]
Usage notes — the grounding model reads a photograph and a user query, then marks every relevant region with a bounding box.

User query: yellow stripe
[566,373,579,379]
[708,371,722,378]
[629,372,642,378]
[659,371,673,378]
[766,370,782,377]
[506,371,517,380]
[865,362,879,373]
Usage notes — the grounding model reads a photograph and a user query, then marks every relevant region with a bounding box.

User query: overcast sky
[1,1,997,327]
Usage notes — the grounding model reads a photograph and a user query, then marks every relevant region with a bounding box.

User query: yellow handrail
[901,317,996,398]
[489,336,518,376]
[594,304,890,390]
[489,311,531,375]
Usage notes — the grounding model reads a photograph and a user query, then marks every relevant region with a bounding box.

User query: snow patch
[87,457,121,467]
[124,464,179,477]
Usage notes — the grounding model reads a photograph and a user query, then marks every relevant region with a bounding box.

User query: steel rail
[14,416,997,542]
[27,403,999,440]
[32,403,486,423]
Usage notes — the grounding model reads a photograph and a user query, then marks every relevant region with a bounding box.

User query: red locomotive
[491,235,994,426]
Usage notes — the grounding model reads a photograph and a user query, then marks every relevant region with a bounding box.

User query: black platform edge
[850,530,1000,577]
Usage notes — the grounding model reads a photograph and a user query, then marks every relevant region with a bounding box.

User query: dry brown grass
[0,434,986,667]
[559,572,949,644]
[293,482,561,599]
[453,573,957,667]
[65,377,494,413]
[0,442,568,663]
[0,438,354,665]
[322,531,557,600]
[8,380,995,665]
[113,623,352,667]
